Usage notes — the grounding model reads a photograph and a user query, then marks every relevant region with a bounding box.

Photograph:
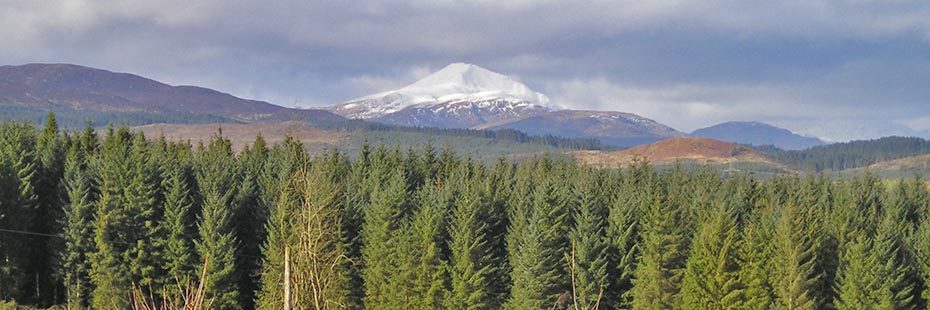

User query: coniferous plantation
[4,114,930,309]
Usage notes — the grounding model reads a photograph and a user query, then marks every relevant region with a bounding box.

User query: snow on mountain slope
[328,63,558,120]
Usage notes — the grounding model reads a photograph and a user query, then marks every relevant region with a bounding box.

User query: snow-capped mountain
[327,63,686,147]
[327,63,559,126]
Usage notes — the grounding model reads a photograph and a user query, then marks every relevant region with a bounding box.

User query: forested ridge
[757,136,930,172]
[3,114,930,309]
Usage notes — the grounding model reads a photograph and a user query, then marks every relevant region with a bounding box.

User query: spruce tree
[194,135,242,309]
[771,197,824,309]
[607,165,646,308]
[447,177,498,309]
[484,157,514,305]
[835,196,917,309]
[123,133,164,292]
[738,204,777,309]
[60,139,98,309]
[0,122,39,301]
[160,155,197,290]
[568,169,610,309]
[32,112,66,305]
[361,168,410,308]
[915,219,930,308]
[680,198,743,309]
[630,179,689,310]
[505,171,572,309]
[408,181,449,309]
[255,174,300,309]
[90,128,136,309]
[234,136,269,308]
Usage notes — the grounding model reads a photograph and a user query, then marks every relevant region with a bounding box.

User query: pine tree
[194,135,241,309]
[60,138,98,309]
[234,136,269,308]
[32,112,66,306]
[87,130,163,307]
[680,198,743,309]
[123,133,164,292]
[630,179,689,310]
[607,165,646,308]
[505,171,572,310]
[447,177,498,309]
[568,169,610,309]
[738,204,777,309]
[160,155,197,290]
[408,181,449,309]
[915,220,930,308]
[835,195,917,309]
[484,157,514,306]
[255,174,300,309]
[771,197,824,309]
[361,168,410,308]
[90,128,136,309]
[0,122,39,301]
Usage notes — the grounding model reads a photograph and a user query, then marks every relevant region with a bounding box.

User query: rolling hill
[0,63,343,126]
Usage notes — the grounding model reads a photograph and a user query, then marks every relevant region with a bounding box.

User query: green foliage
[447,176,498,309]
[505,169,572,309]
[6,116,930,309]
[0,122,39,301]
[737,205,777,309]
[361,168,410,308]
[836,191,918,309]
[606,165,647,308]
[770,186,826,310]
[160,151,197,289]
[194,136,241,309]
[630,177,690,310]
[680,199,743,309]
[60,136,97,309]
[91,128,158,309]
[568,169,610,309]
[409,182,450,309]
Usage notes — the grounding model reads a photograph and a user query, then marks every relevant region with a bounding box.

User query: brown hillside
[573,137,777,167]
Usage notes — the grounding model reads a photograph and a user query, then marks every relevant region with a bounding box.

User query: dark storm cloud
[3,0,930,140]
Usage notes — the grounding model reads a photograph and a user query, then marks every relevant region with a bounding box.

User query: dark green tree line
[1,115,930,309]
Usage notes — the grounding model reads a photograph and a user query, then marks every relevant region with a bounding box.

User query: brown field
[130,121,346,151]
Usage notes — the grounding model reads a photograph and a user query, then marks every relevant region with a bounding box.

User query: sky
[4,0,930,141]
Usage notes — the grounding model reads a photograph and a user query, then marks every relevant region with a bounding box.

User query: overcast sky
[4,0,930,141]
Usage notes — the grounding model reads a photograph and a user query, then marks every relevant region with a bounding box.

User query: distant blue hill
[691,121,825,150]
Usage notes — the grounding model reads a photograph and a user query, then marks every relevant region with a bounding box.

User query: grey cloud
[3,0,930,140]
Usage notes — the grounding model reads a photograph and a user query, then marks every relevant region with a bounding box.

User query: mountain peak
[332,63,557,119]
[401,62,552,106]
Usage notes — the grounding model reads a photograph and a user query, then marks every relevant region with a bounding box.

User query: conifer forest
[4,114,930,310]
